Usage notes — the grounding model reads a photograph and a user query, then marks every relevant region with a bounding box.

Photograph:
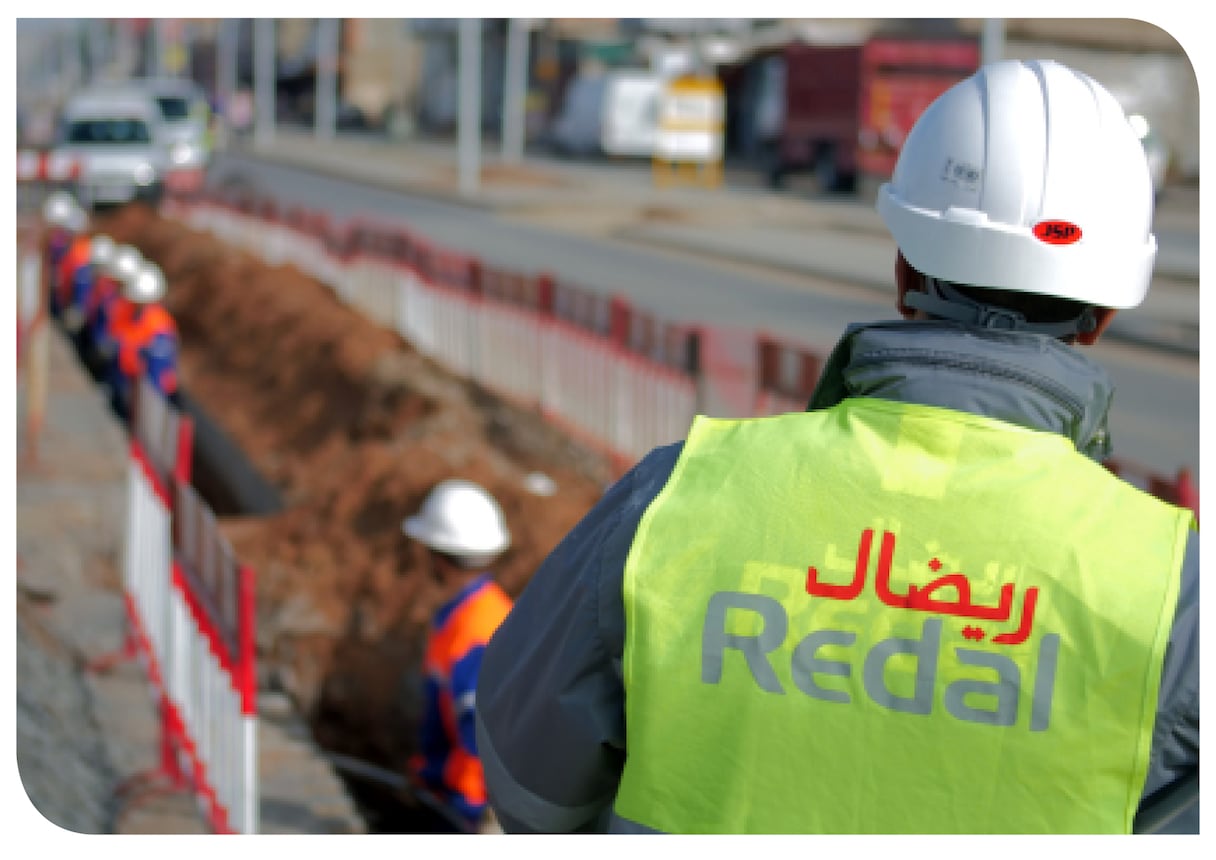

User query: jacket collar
[807,320,1115,461]
[434,573,492,627]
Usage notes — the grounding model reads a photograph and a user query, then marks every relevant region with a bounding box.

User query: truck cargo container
[742,35,980,198]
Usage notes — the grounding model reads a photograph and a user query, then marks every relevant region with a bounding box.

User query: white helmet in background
[106,245,144,284]
[403,478,511,566]
[125,263,167,304]
[42,190,82,227]
[877,58,1157,312]
[65,205,90,233]
[90,234,116,268]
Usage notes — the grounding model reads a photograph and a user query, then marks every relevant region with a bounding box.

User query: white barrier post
[114,377,260,832]
[19,246,49,464]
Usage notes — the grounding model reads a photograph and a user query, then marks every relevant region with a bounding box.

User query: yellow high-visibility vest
[615,399,1190,833]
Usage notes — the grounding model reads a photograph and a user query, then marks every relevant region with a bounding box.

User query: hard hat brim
[877,184,1155,310]
[402,515,509,557]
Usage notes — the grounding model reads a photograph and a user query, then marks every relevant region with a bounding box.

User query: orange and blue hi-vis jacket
[53,234,91,316]
[67,260,104,320]
[411,574,513,827]
[86,275,122,356]
[110,302,180,402]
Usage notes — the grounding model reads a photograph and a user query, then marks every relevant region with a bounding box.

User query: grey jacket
[475,321,1200,834]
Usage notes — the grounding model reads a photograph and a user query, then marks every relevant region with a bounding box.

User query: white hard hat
[876,59,1157,310]
[65,206,90,233]
[42,190,83,228]
[107,245,144,284]
[403,478,511,563]
[125,263,167,304]
[90,234,116,267]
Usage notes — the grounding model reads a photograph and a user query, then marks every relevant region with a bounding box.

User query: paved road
[203,144,1200,480]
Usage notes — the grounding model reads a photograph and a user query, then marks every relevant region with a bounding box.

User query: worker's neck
[441,568,484,603]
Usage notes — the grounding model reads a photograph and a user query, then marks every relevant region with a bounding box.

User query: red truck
[763,35,980,197]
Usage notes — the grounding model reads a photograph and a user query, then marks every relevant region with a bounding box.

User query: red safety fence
[21,208,264,831]
[164,185,1198,518]
[754,333,824,417]
[16,148,83,216]
[17,148,82,183]
[117,376,260,833]
[163,167,207,197]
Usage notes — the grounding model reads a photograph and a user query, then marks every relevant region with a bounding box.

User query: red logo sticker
[1033,220,1083,245]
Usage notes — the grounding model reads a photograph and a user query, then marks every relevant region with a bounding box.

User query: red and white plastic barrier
[163,167,207,196]
[259,201,293,268]
[121,376,259,833]
[17,149,83,215]
[753,334,823,417]
[540,316,617,457]
[473,264,546,406]
[17,149,82,183]
[423,245,483,378]
[170,477,259,834]
[343,220,408,329]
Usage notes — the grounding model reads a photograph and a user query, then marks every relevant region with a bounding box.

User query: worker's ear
[895,252,921,319]
[1074,308,1117,346]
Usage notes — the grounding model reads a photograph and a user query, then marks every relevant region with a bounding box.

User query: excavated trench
[90,202,614,832]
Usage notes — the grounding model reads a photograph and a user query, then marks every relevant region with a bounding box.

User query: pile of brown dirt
[94,203,610,772]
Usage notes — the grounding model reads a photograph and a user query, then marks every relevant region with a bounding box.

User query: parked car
[131,76,213,172]
[550,73,608,157]
[54,86,170,209]
[601,72,662,158]
[550,69,663,159]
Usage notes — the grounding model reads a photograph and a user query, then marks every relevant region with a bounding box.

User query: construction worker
[61,234,115,355]
[108,261,180,422]
[53,229,93,318]
[473,59,1199,834]
[40,191,88,318]
[401,479,514,834]
[40,190,85,267]
[86,244,144,381]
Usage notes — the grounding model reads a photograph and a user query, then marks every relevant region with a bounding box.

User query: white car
[54,86,169,208]
[551,70,663,159]
[132,76,213,172]
[601,72,662,159]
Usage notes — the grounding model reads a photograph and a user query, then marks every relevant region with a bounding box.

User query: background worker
[41,192,88,319]
[401,479,514,834]
[473,59,1199,834]
[85,243,143,381]
[60,233,115,357]
[108,261,181,422]
[54,230,92,317]
[26,191,83,365]
[40,190,86,269]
